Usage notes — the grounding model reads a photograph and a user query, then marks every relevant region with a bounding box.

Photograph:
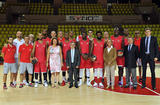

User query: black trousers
[69,64,78,85]
[142,54,156,88]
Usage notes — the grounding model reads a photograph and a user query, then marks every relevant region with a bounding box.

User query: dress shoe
[124,85,129,88]
[75,84,79,88]
[133,86,137,90]
[69,84,73,88]
[141,85,146,89]
[152,87,157,90]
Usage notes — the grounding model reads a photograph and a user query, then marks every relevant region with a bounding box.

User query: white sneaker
[99,82,104,88]
[34,83,38,88]
[25,82,29,86]
[78,79,82,86]
[43,82,48,87]
[93,82,98,87]
[87,80,92,86]
[130,81,133,86]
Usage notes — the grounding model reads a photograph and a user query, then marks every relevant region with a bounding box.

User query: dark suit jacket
[124,44,139,68]
[140,36,159,60]
[66,48,80,68]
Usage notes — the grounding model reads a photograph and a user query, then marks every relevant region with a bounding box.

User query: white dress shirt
[71,48,75,63]
[107,46,113,53]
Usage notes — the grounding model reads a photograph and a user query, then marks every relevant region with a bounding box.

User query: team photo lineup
[2,26,159,90]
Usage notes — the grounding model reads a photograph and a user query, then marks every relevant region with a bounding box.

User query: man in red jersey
[2,37,17,89]
[60,32,71,86]
[18,36,34,88]
[69,31,76,42]
[58,31,65,43]
[32,33,48,88]
[91,31,105,88]
[78,32,92,86]
[134,31,142,82]
[111,27,125,87]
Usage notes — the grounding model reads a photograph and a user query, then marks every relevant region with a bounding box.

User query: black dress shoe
[124,85,129,88]
[75,84,79,88]
[133,87,137,90]
[152,87,157,90]
[69,84,73,88]
[139,78,142,82]
[141,85,146,88]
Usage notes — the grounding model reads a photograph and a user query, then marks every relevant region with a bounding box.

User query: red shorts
[80,57,92,69]
[34,61,47,73]
[61,62,68,71]
[93,60,104,69]
[116,56,125,67]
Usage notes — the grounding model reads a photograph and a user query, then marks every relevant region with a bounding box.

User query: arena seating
[0,3,54,15]
[110,3,157,15]
[58,4,107,15]
[0,24,48,49]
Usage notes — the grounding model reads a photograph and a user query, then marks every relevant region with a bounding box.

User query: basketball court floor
[0,64,160,105]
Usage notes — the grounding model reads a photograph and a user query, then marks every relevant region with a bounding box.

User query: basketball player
[111,27,125,87]
[61,32,71,86]
[78,32,92,86]
[32,33,48,88]
[91,31,105,88]
[58,31,65,43]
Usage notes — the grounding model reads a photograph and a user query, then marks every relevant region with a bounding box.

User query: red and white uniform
[92,39,104,69]
[79,39,92,69]
[61,39,71,71]
[34,41,47,73]
[111,35,125,67]
[58,37,65,43]
[134,37,141,51]
[43,37,51,45]
[76,35,89,42]
[19,44,33,63]
[2,44,16,63]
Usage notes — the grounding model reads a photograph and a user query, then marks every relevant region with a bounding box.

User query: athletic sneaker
[93,82,98,87]
[3,84,7,89]
[10,83,16,88]
[29,83,34,87]
[43,81,48,87]
[19,84,23,88]
[118,81,123,87]
[34,82,38,88]
[78,79,82,86]
[87,80,92,87]
[61,80,65,86]
[99,82,104,88]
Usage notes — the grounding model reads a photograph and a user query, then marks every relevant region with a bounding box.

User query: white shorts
[19,62,33,74]
[137,58,142,66]
[3,63,17,74]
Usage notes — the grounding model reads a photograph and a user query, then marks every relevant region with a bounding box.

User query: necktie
[145,37,148,52]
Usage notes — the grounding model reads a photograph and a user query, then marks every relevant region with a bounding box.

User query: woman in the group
[47,38,63,88]
[103,39,117,90]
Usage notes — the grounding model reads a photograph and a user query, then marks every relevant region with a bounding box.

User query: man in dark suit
[66,41,80,88]
[124,37,139,89]
[140,28,159,90]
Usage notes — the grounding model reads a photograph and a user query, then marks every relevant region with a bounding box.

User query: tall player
[61,32,71,86]
[18,36,34,88]
[32,33,48,88]
[2,37,17,89]
[69,31,76,42]
[91,31,105,88]
[111,27,125,87]
[134,31,142,82]
[13,31,25,86]
[78,32,92,86]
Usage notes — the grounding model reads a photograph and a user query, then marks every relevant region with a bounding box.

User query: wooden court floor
[0,65,160,105]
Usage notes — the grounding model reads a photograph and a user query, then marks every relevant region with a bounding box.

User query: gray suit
[66,48,80,85]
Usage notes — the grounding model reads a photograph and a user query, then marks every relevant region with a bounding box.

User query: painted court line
[137,83,160,96]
